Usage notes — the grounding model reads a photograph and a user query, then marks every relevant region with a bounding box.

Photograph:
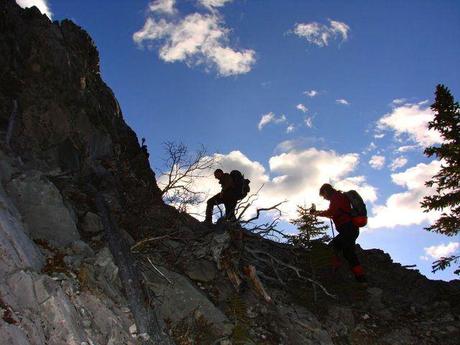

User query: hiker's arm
[221,175,234,191]
[315,201,338,218]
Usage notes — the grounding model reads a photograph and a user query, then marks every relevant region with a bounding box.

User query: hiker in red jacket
[313,183,366,283]
[204,169,238,225]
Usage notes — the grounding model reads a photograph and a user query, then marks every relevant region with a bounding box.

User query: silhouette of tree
[421,84,460,275]
[158,142,214,212]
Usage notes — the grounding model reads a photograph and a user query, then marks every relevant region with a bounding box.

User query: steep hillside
[0,1,459,344]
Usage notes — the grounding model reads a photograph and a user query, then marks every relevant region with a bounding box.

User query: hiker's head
[319,183,335,200]
[214,169,224,179]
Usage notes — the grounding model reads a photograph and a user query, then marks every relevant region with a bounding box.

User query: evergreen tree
[289,205,329,302]
[289,205,329,249]
[421,84,460,274]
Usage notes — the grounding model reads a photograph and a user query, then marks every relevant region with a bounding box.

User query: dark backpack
[230,170,250,199]
[344,190,368,227]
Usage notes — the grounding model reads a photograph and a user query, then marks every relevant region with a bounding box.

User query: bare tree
[157,142,214,212]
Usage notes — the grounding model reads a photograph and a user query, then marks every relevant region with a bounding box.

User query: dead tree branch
[157,142,214,212]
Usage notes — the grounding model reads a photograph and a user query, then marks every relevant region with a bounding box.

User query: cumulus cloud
[377,101,442,147]
[293,19,350,47]
[258,112,286,130]
[274,137,324,153]
[336,99,350,105]
[368,160,442,229]
[148,0,176,14]
[133,2,255,76]
[304,90,318,97]
[16,0,52,19]
[171,148,375,222]
[389,156,408,171]
[369,155,385,170]
[296,104,308,113]
[424,242,460,260]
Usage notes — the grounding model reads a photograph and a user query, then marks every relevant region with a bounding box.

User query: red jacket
[318,191,352,227]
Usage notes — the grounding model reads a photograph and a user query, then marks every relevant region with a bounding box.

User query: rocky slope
[0,1,459,344]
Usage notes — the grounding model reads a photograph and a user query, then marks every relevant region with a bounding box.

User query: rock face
[0,1,459,345]
[6,170,80,246]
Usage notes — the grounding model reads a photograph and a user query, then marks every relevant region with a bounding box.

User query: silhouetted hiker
[204,169,239,225]
[313,183,367,283]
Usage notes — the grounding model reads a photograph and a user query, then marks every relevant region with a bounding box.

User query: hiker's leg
[330,233,344,270]
[223,192,237,221]
[205,193,223,223]
[340,222,365,280]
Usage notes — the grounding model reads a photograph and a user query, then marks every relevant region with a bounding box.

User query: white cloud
[274,137,324,153]
[424,242,460,260]
[171,148,375,222]
[389,156,408,171]
[363,142,377,154]
[304,90,318,97]
[258,112,286,130]
[16,0,52,19]
[149,0,176,14]
[391,98,407,105]
[286,124,295,133]
[133,8,255,76]
[397,145,418,153]
[369,155,385,170]
[336,99,350,105]
[368,160,442,229]
[293,19,350,47]
[199,0,233,10]
[304,116,313,128]
[374,133,385,139]
[296,104,308,113]
[377,101,442,147]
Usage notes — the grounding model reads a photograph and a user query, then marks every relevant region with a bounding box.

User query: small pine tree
[289,205,329,249]
[289,205,329,302]
[421,84,460,275]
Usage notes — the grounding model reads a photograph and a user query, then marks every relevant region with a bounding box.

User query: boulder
[0,185,44,275]
[184,259,217,283]
[6,170,79,246]
[144,267,234,337]
[80,212,103,234]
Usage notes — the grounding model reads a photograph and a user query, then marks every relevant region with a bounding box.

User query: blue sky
[19,0,460,280]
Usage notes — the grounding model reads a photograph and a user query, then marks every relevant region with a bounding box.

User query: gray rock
[326,305,355,336]
[382,328,416,345]
[75,292,132,336]
[0,321,32,345]
[40,289,87,345]
[144,267,234,337]
[0,187,44,276]
[6,271,39,313]
[0,149,18,184]
[184,259,217,283]
[80,212,103,234]
[6,170,80,246]
[34,275,61,305]
[367,287,384,310]
[70,240,94,257]
[95,247,119,283]
[19,317,47,345]
[210,231,231,269]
